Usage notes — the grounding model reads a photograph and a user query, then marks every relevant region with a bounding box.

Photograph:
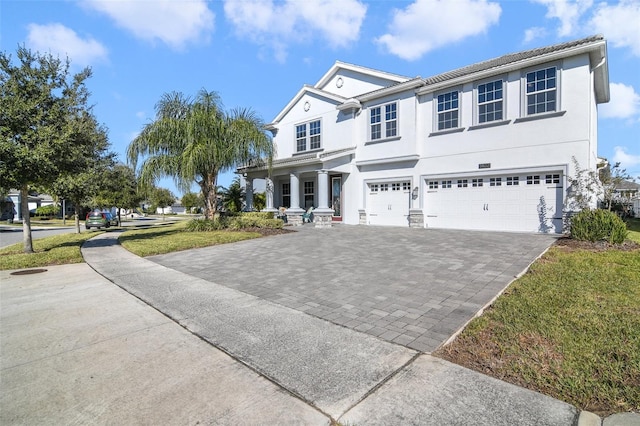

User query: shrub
[227,215,283,230]
[186,214,283,232]
[185,218,228,232]
[570,209,629,244]
[35,205,59,218]
[242,211,275,220]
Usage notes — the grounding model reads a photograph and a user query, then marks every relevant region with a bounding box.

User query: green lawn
[436,233,640,415]
[118,221,262,257]
[626,218,640,243]
[0,231,102,270]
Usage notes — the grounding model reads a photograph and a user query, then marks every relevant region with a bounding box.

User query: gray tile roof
[423,34,605,85]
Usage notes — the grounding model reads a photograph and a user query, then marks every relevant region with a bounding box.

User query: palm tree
[219,177,245,213]
[127,89,273,219]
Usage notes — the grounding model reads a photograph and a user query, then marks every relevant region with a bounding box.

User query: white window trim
[294,118,322,153]
[433,88,462,132]
[474,76,507,126]
[368,101,399,142]
[521,62,561,118]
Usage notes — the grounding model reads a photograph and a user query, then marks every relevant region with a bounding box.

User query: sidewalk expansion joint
[338,351,422,420]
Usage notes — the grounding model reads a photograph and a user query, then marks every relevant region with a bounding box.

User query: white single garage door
[425,173,563,233]
[367,181,411,226]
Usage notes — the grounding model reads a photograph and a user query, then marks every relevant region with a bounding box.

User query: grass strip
[119,222,262,257]
[436,245,640,415]
[0,232,101,270]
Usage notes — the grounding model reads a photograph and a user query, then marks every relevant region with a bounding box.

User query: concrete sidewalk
[3,230,636,425]
[0,263,326,425]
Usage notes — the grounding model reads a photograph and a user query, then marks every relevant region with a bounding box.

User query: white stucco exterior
[242,35,609,233]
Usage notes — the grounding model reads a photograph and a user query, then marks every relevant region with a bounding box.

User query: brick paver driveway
[150,225,556,352]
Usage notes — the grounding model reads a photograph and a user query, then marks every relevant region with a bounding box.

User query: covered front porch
[240,148,354,227]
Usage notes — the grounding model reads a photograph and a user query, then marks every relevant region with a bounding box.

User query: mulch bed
[554,236,640,252]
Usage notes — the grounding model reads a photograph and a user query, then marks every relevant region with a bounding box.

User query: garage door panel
[368,181,410,226]
[425,173,563,233]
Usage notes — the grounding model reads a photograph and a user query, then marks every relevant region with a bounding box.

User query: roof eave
[416,38,610,96]
[357,78,424,103]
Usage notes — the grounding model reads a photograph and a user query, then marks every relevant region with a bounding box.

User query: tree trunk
[74,205,81,233]
[20,186,34,253]
[202,172,218,220]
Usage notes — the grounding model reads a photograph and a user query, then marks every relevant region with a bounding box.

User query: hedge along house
[238,35,610,232]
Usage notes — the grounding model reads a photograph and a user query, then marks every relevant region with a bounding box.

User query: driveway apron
[82,232,417,419]
[151,225,557,352]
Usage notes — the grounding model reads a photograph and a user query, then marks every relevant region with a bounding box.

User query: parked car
[85,211,118,230]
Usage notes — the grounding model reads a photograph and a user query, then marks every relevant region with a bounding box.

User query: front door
[331,176,342,221]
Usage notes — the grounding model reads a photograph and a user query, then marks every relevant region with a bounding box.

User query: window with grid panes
[457,179,468,188]
[472,178,483,187]
[545,174,560,184]
[370,102,398,140]
[295,120,321,152]
[527,175,540,185]
[437,91,459,130]
[526,67,556,115]
[477,80,503,123]
[428,181,438,189]
[490,177,502,186]
[282,183,290,207]
[506,176,519,186]
[304,181,314,208]
[441,180,452,189]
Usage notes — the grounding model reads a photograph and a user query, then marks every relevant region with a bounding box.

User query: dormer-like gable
[266,85,348,132]
[314,61,411,98]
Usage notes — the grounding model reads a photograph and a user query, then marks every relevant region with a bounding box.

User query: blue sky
[2,0,639,197]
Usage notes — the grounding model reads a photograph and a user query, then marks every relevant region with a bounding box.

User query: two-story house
[239,35,609,233]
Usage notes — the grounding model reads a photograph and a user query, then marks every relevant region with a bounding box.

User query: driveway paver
[151,225,557,352]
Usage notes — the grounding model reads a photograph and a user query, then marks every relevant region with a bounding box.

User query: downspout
[588,55,607,170]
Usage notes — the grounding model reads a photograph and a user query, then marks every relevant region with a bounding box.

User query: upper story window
[370,102,398,140]
[295,119,321,153]
[477,80,503,124]
[526,66,556,115]
[437,91,459,130]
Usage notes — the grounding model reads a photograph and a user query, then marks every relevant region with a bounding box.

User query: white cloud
[589,0,640,56]
[523,26,548,44]
[375,0,501,61]
[600,82,640,120]
[223,0,367,62]
[26,23,108,67]
[530,0,593,37]
[613,146,640,169]
[83,0,214,50]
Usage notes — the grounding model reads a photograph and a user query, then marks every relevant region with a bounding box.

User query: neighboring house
[614,180,640,218]
[239,35,610,233]
[4,190,57,220]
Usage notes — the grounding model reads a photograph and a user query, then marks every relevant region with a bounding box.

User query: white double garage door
[367,172,564,233]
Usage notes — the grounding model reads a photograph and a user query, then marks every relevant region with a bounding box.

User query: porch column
[286,172,304,225]
[317,169,330,209]
[313,169,334,228]
[244,177,254,211]
[264,177,277,216]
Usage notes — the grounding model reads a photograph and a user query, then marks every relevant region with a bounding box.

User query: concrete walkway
[2,227,637,425]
